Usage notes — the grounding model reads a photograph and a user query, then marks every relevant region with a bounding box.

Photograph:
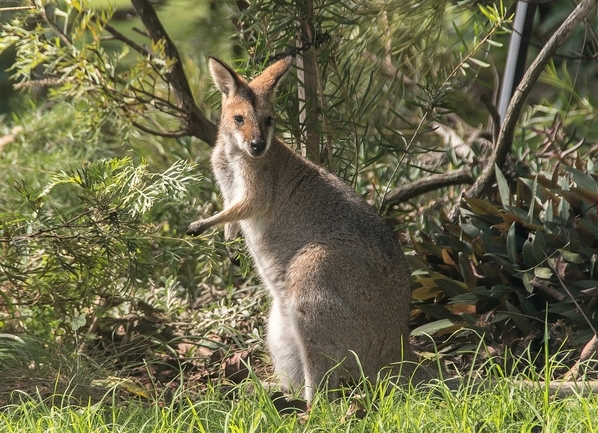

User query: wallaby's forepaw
[186,220,208,236]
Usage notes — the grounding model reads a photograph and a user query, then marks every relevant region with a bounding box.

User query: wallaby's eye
[265,116,273,127]
[233,115,244,124]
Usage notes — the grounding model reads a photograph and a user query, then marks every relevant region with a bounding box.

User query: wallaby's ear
[209,57,244,97]
[250,55,294,98]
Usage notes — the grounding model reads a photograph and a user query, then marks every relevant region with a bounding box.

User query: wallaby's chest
[212,147,248,204]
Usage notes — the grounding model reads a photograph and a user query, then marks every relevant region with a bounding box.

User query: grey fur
[187,56,416,401]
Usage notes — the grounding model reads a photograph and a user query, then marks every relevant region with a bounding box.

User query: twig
[0,6,34,12]
[530,277,566,302]
[464,0,598,201]
[132,27,150,38]
[382,169,473,206]
[38,6,72,47]
[480,94,501,143]
[104,23,154,57]
[131,121,189,138]
[552,255,597,336]
[563,334,598,380]
[130,0,217,145]
[0,209,96,243]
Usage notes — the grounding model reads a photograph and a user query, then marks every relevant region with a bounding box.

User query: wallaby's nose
[249,138,266,156]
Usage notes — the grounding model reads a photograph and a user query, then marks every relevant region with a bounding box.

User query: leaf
[559,249,583,264]
[411,319,463,337]
[441,248,456,266]
[534,267,553,279]
[495,164,511,209]
[465,198,503,216]
[503,302,533,335]
[70,313,87,332]
[527,175,538,224]
[485,253,516,272]
[522,238,535,269]
[523,272,534,293]
[458,252,477,289]
[506,223,519,265]
[562,166,598,192]
[468,57,490,68]
[571,187,598,207]
[532,231,548,263]
[435,278,468,298]
[91,377,150,399]
[412,286,443,301]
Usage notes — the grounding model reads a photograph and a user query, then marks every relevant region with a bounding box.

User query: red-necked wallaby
[187,56,417,402]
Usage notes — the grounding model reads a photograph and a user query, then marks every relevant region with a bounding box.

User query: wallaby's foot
[186,220,208,236]
[270,391,308,415]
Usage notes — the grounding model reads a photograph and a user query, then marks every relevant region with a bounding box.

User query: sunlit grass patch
[1,372,597,433]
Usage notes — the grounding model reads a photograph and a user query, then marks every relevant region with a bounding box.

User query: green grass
[1,377,597,433]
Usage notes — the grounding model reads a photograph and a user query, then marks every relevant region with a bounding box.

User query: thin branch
[465,0,598,200]
[530,277,566,302]
[563,334,598,380]
[39,7,72,47]
[382,169,473,206]
[131,121,188,138]
[480,94,501,143]
[103,23,154,57]
[132,27,150,39]
[0,6,34,12]
[130,0,217,145]
[0,210,95,243]
[552,255,598,336]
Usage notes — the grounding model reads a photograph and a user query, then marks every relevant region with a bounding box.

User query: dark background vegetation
[1,0,598,403]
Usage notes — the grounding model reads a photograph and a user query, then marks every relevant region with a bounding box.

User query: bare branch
[529,277,566,302]
[552,255,598,336]
[104,23,154,57]
[465,0,598,200]
[564,335,598,380]
[382,169,473,206]
[131,121,188,138]
[39,7,72,47]
[479,94,500,143]
[130,0,217,145]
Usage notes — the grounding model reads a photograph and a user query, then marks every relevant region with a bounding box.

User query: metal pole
[498,1,538,123]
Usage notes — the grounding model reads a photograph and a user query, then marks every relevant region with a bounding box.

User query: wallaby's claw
[186,220,206,236]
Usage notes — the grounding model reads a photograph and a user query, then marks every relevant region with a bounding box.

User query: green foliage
[0,0,215,140]
[235,0,512,199]
[0,154,205,338]
[1,372,598,432]
[1,0,598,395]
[410,161,598,366]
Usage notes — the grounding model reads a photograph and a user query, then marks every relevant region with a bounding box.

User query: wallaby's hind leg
[300,349,341,402]
[285,245,353,401]
[286,243,414,401]
[267,300,305,394]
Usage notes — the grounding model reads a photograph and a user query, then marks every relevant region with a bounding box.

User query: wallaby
[187,56,417,402]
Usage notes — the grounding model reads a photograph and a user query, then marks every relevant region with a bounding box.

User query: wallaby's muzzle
[249,138,267,157]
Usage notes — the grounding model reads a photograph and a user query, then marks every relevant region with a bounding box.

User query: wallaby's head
[209,56,293,158]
